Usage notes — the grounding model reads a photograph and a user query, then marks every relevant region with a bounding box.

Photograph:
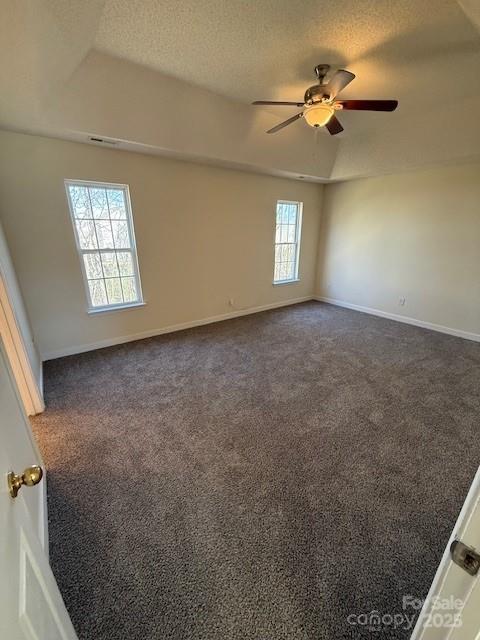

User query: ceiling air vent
[88,136,118,146]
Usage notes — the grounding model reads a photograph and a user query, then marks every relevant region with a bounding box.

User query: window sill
[273,279,300,286]
[87,301,146,315]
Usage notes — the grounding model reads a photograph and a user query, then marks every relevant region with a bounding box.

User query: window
[273,200,302,284]
[65,180,144,312]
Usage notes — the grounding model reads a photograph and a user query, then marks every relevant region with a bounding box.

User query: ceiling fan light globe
[303,103,334,128]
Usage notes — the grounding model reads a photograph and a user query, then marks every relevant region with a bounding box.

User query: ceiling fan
[252,64,398,135]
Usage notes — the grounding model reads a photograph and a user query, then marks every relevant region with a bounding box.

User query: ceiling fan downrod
[314,64,330,85]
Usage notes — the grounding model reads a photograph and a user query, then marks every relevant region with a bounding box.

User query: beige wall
[317,162,480,337]
[0,130,322,358]
[2,129,478,362]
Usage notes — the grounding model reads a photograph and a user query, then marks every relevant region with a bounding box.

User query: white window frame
[64,179,144,313]
[273,200,303,285]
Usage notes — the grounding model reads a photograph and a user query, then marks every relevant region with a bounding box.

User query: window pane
[276,203,283,224]
[286,225,296,242]
[76,220,97,249]
[121,277,137,303]
[83,253,102,279]
[101,252,119,278]
[90,188,109,219]
[284,262,295,280]
[111,220,130,249]
[107,189,127,219]
[69,186,91,218]
[274,263,281,282]
[88,279,107,307]
[117,251,134,276]
[284,244,296,262]
[288,206,297,224]
[95,220,114,249]
[105,278,123,304]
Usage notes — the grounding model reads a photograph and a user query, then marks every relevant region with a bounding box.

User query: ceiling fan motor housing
[304,84,331,105]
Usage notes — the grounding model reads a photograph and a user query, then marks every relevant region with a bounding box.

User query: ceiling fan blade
[323,69,355,99]
[325,115,344,135]
[253,100,305,107]
[337,99,398,111]
[267,112,303,134]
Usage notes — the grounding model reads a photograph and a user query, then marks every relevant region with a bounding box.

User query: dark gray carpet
[31,301,480,640]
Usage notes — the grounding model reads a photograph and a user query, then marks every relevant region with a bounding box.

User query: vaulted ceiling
[1,0,480,181]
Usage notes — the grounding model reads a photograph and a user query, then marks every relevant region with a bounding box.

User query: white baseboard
[315,296,480,343]
[42,296,313,360]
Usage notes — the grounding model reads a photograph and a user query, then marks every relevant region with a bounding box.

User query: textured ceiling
[95,0,480,112]
[1,0,480,180]
[457,0,480,33]
[0,0,105,124]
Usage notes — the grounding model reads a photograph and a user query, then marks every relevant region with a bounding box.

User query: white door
[411,466,480,639]
[0,338,77,639]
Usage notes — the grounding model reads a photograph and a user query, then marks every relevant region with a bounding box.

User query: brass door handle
[7,465,43,498]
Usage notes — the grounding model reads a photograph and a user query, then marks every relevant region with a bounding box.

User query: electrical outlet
[228,298,234,308]
[399,297,406,306]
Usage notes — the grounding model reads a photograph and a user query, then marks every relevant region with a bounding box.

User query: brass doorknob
[7,465,43,498]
